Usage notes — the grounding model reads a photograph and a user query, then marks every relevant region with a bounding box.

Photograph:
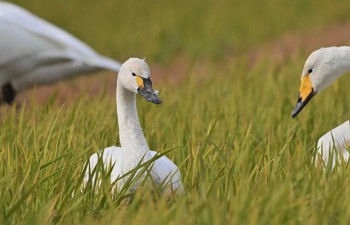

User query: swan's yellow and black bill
[291,76,316,118]
[137,77,162,104]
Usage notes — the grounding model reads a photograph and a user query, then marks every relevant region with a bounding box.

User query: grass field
[2,0,350,224]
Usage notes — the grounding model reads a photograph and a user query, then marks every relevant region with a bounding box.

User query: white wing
[84,147,184,195]
[150,151,185,195]
[316,120,350,168]
[0,2,120,87]
[84,146,123,185]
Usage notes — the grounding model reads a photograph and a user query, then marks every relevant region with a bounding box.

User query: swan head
[119,58,161,104]
[291,47,350,118]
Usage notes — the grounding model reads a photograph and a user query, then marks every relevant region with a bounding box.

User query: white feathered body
[316,120,350,168]
[86,147,184,194]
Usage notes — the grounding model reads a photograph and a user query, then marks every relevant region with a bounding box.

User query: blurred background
[9,0,350,60]
[7,0,350,82]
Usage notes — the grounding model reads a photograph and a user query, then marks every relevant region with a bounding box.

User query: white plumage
[87,147,184,194]
[84,58,184,195]
[292,47,350,167]
[316,120,350,168]
[0,1,121,104]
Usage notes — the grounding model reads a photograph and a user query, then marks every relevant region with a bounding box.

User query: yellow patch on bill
[299,76,313,101]
[136,75,144,89]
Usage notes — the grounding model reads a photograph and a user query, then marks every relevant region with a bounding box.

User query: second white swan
[292,46,350,167]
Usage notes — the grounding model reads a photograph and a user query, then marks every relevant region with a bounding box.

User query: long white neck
[116,79,150,160]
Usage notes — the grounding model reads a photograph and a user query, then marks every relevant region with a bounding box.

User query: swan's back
[317,120,350,167]
[150,151,184,194]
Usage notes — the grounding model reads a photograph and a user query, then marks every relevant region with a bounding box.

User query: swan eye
[308,68,313,74]
[132,72,136,76]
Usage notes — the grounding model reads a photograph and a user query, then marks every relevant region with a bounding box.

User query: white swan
[84,58,184,195]
[292,46,350,167]
[0,1,121,104]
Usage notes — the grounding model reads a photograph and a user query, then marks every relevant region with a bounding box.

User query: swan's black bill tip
[137,88,162,104]
[291,90,316,119]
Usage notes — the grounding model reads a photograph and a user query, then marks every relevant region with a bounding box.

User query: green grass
[2,58,350,224]
[2,0,350,224]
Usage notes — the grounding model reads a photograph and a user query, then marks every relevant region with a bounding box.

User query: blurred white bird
[291,47,350,167]
[0,1,121,104]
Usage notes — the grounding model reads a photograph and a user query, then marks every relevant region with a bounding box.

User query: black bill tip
[291,89,316,118]
[149,95,162,104]
[137,88,162,104]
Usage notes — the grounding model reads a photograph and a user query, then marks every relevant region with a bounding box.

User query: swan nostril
[147,91,151,94]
